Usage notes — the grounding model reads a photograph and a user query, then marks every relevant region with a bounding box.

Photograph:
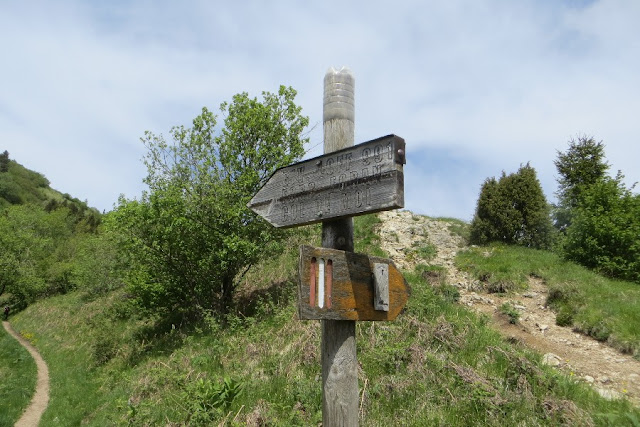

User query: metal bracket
[373,263,389,311]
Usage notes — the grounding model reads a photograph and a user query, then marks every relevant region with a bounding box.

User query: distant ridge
[0,151,100,226]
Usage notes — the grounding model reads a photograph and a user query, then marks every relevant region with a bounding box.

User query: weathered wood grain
[322,66,359,427]
[247,134,405,228]
[298,246,410,321]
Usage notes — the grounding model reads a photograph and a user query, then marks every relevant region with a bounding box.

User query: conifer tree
[470,164,554,249]
[553,136,609,230]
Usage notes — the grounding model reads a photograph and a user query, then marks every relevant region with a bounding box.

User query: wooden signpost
[249,67,407,426]
[247,134,406,228]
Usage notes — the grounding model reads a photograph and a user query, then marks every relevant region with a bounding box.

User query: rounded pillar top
[323,67,355,123]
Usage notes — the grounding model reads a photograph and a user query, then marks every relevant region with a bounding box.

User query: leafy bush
[553,136,640,283]
[184,377,244,424]
[470,164,554,249]
[110,86,308,321]
[0,174,23,204]
[561,176,640,283]
[72,229,125,297]
[0,205,75,307]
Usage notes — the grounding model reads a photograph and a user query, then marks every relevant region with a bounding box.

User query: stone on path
[596,388,621,400]
[542,353,562,366]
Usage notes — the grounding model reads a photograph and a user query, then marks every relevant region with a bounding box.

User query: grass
[5,216,640,425]
[0,323,37,427]
[13,262,640,425]
[354,213,387,257]
[499,302,521,324]
[10,294,108,425]
[435,216,471,243]
[456,243,640,357]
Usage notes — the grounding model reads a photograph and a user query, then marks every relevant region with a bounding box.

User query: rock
[598,376,612,384]
[522,292,538,298]
[629,373,639,383]
[514,304,526,310]
[542,353,562,366]
[584,375,595,383]
[537,323,549,332]
[596,388,621,400]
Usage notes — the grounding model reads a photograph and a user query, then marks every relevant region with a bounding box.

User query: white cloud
[1,0,638,217]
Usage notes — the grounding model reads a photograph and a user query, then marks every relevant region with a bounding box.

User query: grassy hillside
[5,215,640,425]
[0,156,99,219]
[0,156,104,313]
[457,244,640,357]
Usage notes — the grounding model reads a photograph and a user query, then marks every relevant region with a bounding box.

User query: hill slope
[378,209,640,405]
[0,153,99,220]
[3,213,640,425]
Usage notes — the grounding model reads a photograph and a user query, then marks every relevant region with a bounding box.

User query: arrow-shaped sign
[298,245,410,321]
[248,134,405,228]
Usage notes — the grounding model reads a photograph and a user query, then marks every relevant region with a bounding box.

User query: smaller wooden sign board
[298,245,410,321]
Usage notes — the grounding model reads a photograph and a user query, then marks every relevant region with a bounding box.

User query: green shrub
[416,264,447,285]
[470,164,554,250]
[561,177,640,283]
[499,302,520,324]
[0,174,23,204]
[183,377,244,424]
[435,284,461,303]
[555,306,575,327]
[407,241,437,263]
[91,331,118,366]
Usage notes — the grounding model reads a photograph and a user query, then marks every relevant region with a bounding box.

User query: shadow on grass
[234,279,296,319]
[121,280,296,366]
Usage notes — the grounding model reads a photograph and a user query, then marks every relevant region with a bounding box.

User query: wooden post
[322,67,359,426]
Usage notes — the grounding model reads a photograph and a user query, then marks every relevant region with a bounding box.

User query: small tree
[470,164,554,249]
[562,174,640,282]
[110,86,309,321]
[553,136,609,230]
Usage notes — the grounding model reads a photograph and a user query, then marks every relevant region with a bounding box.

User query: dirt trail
[377,210,640,406]
[3,320,50,426]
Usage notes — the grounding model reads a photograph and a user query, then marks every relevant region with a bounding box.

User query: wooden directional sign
[248,134,405,228]
[298,245,410,321]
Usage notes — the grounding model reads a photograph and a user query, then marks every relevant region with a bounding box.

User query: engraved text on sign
[247,134,406,228]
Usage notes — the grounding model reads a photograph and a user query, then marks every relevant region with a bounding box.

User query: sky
[1,0,639,221]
